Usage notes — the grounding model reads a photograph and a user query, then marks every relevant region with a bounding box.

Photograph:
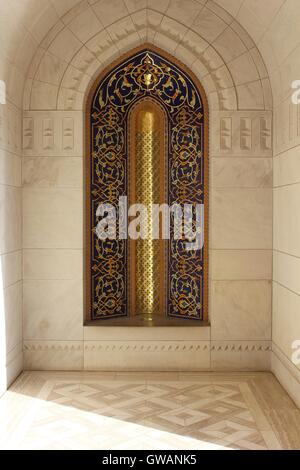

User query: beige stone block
[192,6,227,43]
[0,186,21,255]
[159,16,188,45]
[23,79,32,111]
[212,157,272,188]
[107,20,141,53]
[274,184,300,257]
[201,74,216,95]
[23,188,82,215]
[61,65,91,94]
[165,0,203,27]
[218,87,237,111]
[41,21,66,51]
[14,32,37,74]
[261,41,279,86]
[0,250,22,288]
[4,282,22,353]
[124,0,147,13]
[280,45,300,102]
[236,81,264,110]
[261,78,273,111]
[26,46,47,80]
[57,88,85,111]
[23,212,82,249]
[211,188,272,249]
[213,0,244,17]
[6,65,24,110]
[190,59,209,80]
[50,0,82,18]
[22,157,82,188]
[274,147,300,187]
[85,29,116,61]
[84,341,210,371]
[153,33,179,55]
[30,81,59,110]
[48,28,82,63]
[23,3,59,44]
[71,46,101,77]
[0,150,21,187]
[261,0,299,65]
[24,340,83,371]
[202,45,224,70]
[147,9,163,29]
[68,6,103,42]
[271,344,300,408]
[272,282,300,365]
[208,91,221,112]
[206,1,234,24]
[211,249,272,280]
[146,0,170,14]
[211,65,234,90]
[236,2,279,43]
[175,45,197,69]
[273,251,300,295]
[227,51,259,86]
[35,53,67,86]
[23,249,83,280]
[84,325,210,341]
[23,280,83,341]
[249,48,268,79]
[107,15,137,40]
[129,9,147,31]
[59,0,89,24]
[213,28,246,63]
[91,0,128,27]
[5,342,23,388]
[0,102,22,154]
[211,340,271,371]
[211,280,272,340]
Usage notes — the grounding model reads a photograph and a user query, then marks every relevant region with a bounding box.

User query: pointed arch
[85,44,209,322]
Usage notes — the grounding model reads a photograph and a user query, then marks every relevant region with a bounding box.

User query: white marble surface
[23,249,83,280]
[0,186,22,255]
[23,280,83,341]
[211,280,272,341]
[272,282,300,369]
[211,250,272,280]
[274,184,300,257]
[273,251,300,296]
[211,188,272,249]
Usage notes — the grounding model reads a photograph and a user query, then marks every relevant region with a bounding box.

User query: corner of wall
[271,343,300,409]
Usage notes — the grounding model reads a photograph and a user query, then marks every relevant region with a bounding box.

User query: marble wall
[270,42,300,408]
[0,80,23,396]
[23,111,84,370]
[21,0,273,372]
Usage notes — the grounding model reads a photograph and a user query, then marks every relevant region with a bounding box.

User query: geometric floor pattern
[1,371,299,450]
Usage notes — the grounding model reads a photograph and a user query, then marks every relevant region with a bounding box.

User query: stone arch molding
[23,1,273,160]
[23,0,272,113]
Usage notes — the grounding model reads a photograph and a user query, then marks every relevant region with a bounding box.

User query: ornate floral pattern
[89,49,206,320]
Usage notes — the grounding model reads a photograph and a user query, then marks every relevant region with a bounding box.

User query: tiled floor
[0,371,299,450]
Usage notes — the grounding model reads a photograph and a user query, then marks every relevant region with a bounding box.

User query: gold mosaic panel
[134,106,162,318]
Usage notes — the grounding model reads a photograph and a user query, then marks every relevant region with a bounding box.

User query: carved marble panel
[211,111,272,157]
[23,111,83,157]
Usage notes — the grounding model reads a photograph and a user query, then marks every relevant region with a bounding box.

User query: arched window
[85,46,208,323]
